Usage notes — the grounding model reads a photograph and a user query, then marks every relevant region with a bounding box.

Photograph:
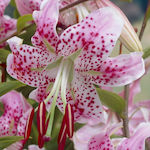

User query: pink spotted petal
[31,0,59,49]
[0,91,31,136]
[73,125,105,150]
[0,0,17,47]
[0,16,17,43]
[15,0,43,15]
[90,52,145,86]
[57,7,123,65]
[29,86,50,103]
[7,37,57,87]
[73,123,116,150]
[117,123,150,150]
[58,72,104,125]
[88,132,114,150]
[0,0,10,17]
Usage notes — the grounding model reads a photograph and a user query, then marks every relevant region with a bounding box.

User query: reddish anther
[58,116,67,145]
[37,102,46,136]
[65,103,74,138]
[24,108,34,140]
[37,102,47,148]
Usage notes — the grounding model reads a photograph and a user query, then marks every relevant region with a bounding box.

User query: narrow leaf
[145,5,150,22]
[0,81,26,96]
[0,49,11,62]
[95,87,125,116]
[17,14,33,33]
[0,136,24,149]
[143,48,150,59]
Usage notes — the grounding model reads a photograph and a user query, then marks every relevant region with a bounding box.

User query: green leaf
[0,49,11,62]
[17,85,36,98]
[0,136,24,149]
[0,102,4,116]
[19,24,36,45]
[145,6,150,22]
[143,48,150,59]
[95,86,125,116]
[0,81,26,96]
[17,14,33,33]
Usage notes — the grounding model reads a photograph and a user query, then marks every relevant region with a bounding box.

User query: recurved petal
[88,132,114,150]
[57,7,123,64]
[31,0,59,50]
[7,37,57,87]
[0,91,31,136]
[0,0,10,17]
[68,72,104,125]
[0,16,17,43]
[73,125,104,150]
[117,123,150,150]
[90,52,145,87]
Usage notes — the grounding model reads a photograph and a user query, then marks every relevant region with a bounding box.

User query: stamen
[61,61,72,108]
[43,59,74,138]
[65,104,74,138]
[24,108,34,140]
[46,76,62,137]
[44,61,64,104]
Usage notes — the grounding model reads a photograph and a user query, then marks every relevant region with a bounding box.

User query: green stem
[60,0,92,12]
[122,84,130,138]
[139,0,150,40]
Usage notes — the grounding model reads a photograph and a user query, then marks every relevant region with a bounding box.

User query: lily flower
[117,123,150,150]
[72,121,122,150]
[59,0,142,52]
[73,121,150,150]
[15,0,43,15]
[0,91,33,150]
[7,0,144,142]
[0,0,17,48]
